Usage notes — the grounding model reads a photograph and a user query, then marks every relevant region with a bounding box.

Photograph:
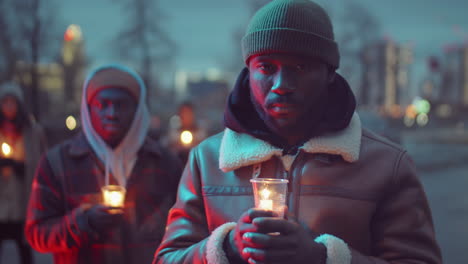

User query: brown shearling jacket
[155,114,442,264]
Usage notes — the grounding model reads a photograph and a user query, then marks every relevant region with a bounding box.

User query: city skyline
[54,0,468,103]
[59,0,468,94]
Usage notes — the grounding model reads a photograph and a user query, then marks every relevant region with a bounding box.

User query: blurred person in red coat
[165,101,207,164]
[0,81,46,264]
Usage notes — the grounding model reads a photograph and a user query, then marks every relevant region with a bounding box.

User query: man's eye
[93,101,105,109]
[258,63,275,73]
[296,64,308,72]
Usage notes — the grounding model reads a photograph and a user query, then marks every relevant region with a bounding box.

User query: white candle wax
[107,191,124,207]
[259,188,273,211]
[259,199,273,211]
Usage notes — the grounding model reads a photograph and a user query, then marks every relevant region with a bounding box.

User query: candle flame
[180,130,193,145]
[2,142,11,157]
[260,188,271,199]
[102,186,126,208]
[107,191,124,207]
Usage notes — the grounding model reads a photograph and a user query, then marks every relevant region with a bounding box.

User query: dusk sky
[60,0,468,86]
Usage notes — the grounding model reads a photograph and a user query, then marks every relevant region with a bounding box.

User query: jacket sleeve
[349,151,442,264]
[154,146,234,264]
[25,154,92,253]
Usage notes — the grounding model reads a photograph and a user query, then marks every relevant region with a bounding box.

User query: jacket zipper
[286,151,303,219]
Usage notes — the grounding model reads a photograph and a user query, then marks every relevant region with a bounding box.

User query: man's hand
[0,158,16,167]
[225,208,276,263]
[240,216,327,264]
[84,204,124,234]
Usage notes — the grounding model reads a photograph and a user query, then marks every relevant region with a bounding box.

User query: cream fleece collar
[219,113,361,172]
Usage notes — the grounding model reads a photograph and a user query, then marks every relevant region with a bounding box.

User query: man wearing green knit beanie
[154,1,442,264]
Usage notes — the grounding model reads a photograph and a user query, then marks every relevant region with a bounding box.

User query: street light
[66,115,77,131]
[180,130,193,145]
[414,99,431,115]
[416,113,429,127]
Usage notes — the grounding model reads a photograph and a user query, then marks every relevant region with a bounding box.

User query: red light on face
[64,28,75,42]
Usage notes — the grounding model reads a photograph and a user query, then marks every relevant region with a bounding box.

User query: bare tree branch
[112,0,177,100]
[335,0,381,91]
[0,0,61,119]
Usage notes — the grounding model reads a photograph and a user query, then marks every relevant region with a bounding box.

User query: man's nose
[104,104,118,118]
[271,68,295,95]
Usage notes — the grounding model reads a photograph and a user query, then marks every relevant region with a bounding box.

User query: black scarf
[223,68,356,152]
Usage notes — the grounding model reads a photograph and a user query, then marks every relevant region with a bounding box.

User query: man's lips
[103,123,120,131]
[269,103,297,115]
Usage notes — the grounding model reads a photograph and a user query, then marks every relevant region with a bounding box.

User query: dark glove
[240,214,327,264]
[84,205,124,234]
[224,208,276,264]
[13,161,25,177]
[0,159,24,179]
[0,158,16,168]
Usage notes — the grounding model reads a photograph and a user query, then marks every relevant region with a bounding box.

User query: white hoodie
[80,64,150,187]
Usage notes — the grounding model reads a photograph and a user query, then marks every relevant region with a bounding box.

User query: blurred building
[420,78,437,100]
[14,24,86,146]
[174,69,230,134]
[360,39,413,118]
[440,44,468,108]
[14,62,64,118]
[418,43,468,124]
[61,24,87,106]
[15,25,86,117]
[420,56,442,100]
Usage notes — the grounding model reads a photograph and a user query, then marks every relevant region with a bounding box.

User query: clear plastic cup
[250,178,288,218]
[101,185,126,209]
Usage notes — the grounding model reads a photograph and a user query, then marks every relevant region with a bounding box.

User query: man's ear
[327,70,336,84]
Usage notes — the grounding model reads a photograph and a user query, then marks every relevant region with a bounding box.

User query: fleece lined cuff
[219,113,361,173]
[206,222,237,264]
[315,234,352,264]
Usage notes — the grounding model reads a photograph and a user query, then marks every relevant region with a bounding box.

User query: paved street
[0,242,52,263]
[420,165,468,264]
[2,128,467,263]
[405,135,468,264]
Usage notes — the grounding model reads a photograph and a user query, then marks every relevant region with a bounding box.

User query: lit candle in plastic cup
[250,178,288,218]
[101,185,126,213]
[1,142,12,157]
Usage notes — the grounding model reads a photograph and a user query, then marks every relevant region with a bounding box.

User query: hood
[223,68,356,151]
[0,81,25,104]
[80,64,150,187]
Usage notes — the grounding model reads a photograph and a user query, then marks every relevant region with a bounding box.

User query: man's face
[89,87,138,148]
[1,95,18,120]
[248,53,331,135]
[179,105,194,128]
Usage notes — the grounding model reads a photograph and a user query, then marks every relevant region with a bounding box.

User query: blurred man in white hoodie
[26,64,182,264]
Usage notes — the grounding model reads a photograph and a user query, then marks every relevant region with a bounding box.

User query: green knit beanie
[242,0,340,69]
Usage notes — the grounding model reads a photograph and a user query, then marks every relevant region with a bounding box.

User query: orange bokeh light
[64,28,75,42]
